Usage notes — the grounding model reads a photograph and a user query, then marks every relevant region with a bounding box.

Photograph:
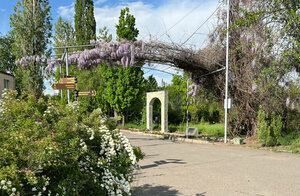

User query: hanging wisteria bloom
[15,55,42,66]
[251,47,257,53]
[251,60,256,68]
[291,102,295,110]
[188,84,199,97]
[44,40,146,73]
[252,84,257,93]
[286,98,290,107]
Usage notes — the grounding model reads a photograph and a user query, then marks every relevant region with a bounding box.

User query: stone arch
[146,90,168,132]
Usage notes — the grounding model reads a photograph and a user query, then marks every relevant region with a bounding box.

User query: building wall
[0,72,15,98]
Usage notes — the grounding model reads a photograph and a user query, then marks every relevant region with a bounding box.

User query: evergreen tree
[10,0,52,98]
[74,0,96,45]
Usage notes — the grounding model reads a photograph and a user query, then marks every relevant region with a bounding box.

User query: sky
[0,0,221,95]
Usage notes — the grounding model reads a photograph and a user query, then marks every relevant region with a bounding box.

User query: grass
[119,122,224,137]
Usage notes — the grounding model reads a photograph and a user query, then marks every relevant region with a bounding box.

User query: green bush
[0,89,143,196]
[257,106,282,146]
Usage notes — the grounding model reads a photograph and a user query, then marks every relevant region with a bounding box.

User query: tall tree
[0,32,16,73]
[74,0,96,45]
[53,16,76,56]
[103,7,145,126]
[10,0,52,98]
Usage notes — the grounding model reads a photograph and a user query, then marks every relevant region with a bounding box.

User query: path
[122,132,300,196]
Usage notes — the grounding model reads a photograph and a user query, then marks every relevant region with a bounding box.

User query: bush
[257,106,282,146]
[0,89,143,196]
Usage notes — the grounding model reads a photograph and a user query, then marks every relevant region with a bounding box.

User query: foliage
[116,7,139,41]
[0,32,16,73]
[53,16,76,56]
[0,89,143,196]
[74,0,96,46]
[257,106,283,146]
[203,0,300,137]
[10,0,52,98]
[97,26,112,43]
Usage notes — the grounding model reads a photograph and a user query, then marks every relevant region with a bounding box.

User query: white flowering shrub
[0,89,143,196]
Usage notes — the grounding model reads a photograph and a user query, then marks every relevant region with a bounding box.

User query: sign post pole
[66,48,70,104]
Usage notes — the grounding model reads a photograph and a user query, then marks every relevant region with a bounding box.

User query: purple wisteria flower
[291,103,295,110]
[251,47,257,53]
[286,98,290,107]
[252,84,257,93]
[251,60,256,68]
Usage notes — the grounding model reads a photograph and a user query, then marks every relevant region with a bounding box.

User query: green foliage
[0,89,143,195]
[74,0,96,45]
[10,0,52,98]
[53,16,76,56]
[0,32,16,73]
[116,7,139,41]
[97,26,112,42]
[257,106,283,146]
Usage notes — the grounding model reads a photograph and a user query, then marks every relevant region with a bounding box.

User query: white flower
[1,180,5,185]
[32,187,37,191]
[12,187,16,192]
[3,185,7,190]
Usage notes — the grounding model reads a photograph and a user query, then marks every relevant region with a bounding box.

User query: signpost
[59,77,77,84]
[75,90,96,97]
[51,83,76,90]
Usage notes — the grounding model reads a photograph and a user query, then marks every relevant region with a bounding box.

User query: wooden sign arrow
[59,77,76,84]
[51,83,76,90]
[78,90,96,97]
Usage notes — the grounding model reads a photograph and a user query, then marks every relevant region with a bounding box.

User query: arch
[146,90,168,132]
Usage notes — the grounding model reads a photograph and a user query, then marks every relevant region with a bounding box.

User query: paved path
[123,132,300,196]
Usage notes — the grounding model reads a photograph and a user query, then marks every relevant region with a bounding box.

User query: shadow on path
[133,184,180,196]
[141,159,186,169]
[133,184,207,196]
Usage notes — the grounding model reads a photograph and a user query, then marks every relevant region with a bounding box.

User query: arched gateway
[146,91,168,132]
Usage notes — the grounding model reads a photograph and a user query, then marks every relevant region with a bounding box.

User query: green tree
[0,32,16,73]
[97,26,112,42]
[53,16,76,56]
[10,0,52,98]
[116,7,139,41]
[103,7,145,127]
[74,0,96,45]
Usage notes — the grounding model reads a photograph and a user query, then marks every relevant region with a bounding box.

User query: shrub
[257,106,282,146]
[0,89,143,196]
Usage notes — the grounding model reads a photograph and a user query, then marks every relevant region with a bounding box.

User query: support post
[186,79,189,138]
[60,65,63,99]
[65,48,70,104]
[224,0,230,143]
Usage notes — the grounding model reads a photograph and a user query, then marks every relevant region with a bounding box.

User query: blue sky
[0,0,220,95]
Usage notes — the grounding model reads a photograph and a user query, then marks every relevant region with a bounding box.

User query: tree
[103,7,145,126]
[10,0,52,98]
[0,32,16,73]
[116,7,139,41]
[97,26,112,42]
[74,0,96,45]
[53,16,76,56]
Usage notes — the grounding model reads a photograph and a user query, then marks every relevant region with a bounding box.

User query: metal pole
[224,0,230,143]
[60,65,63,99]
[66,48,70,104]
[186,79,189,138]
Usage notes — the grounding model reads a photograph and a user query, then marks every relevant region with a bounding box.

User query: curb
[120,129,213,145]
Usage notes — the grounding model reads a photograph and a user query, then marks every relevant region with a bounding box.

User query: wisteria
[15,40,217,77]
[286,98,290,107]
[15,55,42,66]
[252,84,257,93]
[188,84,199,97]
[296,9,300,15]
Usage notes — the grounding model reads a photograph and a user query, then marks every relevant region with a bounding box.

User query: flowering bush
[0,89,143,196]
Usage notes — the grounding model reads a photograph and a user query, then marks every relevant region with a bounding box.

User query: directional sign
[51,83,76,90]
[77,90,96,97]
[59,77,76,84]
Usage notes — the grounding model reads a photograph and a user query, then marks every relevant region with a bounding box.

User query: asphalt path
[122,132,300,196]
